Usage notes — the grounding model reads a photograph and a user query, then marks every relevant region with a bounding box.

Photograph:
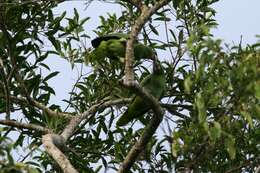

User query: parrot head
[91,33,129,48]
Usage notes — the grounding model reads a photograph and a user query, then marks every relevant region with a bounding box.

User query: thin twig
[0,119,52,133]
[7,95,73,119]
[61,98,130,141]
[163,7,175,62]
[0,59,10,119]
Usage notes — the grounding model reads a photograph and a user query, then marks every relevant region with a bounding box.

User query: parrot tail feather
[116,111,131,127]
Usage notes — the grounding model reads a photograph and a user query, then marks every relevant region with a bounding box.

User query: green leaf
[184,76,192,94]
[76,83,89,96]
[225,136,236,160]
[28,167,40,173]
[80,17,90,26]
[252,105,260,120]
[74,8,79,21]
[255,81,260,99]
[154,16,171,22]
[39,85,55,95]
[240,111,253,128]
[149,23,159,35]
[48,36,61,52]
[43,71,59,83]
[178,30,184,43]
[209,122,221,142]
[94,165,102,173]
[169,29,177,42]
[196,92,206,123]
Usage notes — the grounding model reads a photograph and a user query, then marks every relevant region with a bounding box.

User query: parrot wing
[116,72,166,126]
[116,95,150,126]
[106,39,126,59]
[134,43,155,60]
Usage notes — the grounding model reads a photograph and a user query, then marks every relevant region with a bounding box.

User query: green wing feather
[134,43,154,60]
[116,69,166,126]
[106,39,126,59]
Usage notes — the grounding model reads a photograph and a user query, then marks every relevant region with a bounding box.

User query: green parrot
[116,61,166,126]
[86,33,155,63]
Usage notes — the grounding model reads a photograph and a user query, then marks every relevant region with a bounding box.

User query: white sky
[213,0,260,44]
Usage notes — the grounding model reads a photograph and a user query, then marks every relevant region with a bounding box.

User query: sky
[212,0,260,45]
[48,0,260,107]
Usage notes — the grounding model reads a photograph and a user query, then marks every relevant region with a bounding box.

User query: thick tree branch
[42,99,130,173]
[0,119,52,134]
[120,1,171,172]
[224,157,258,173]
[118,83,164,173]
[124,0,171,84]
[42,134,78,173]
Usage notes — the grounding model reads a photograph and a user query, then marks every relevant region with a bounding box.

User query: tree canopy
[0,0,259,173]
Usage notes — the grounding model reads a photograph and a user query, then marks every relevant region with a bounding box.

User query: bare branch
[42,134,78,173]
[0,119,52,134]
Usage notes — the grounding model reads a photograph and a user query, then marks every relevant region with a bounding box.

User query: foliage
[0,0,259,172]
[0,128,40,173]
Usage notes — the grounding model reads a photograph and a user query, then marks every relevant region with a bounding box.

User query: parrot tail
[116,111,131,127]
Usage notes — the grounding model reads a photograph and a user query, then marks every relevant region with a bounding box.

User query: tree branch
[118,83,164,173]
[0,119,52,134]
[42,99,130,172]
[42,134,78,173]
[61,98,130,141]
[120,1,171,172]
[224,157,257,173]
[6,95,73,119]
[124,0,171,84]
[0,59,10,119]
